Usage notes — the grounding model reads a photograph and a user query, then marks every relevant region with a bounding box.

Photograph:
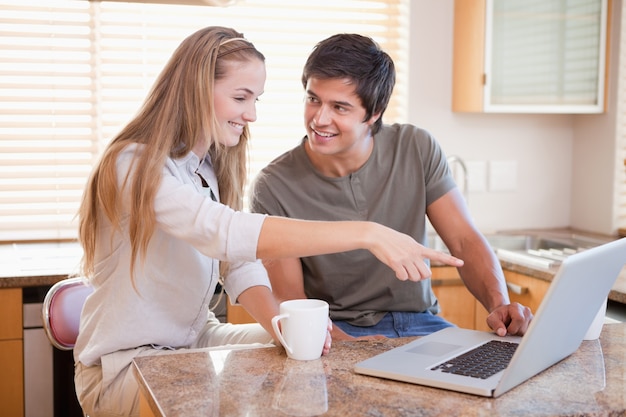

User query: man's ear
[367,112,382,126]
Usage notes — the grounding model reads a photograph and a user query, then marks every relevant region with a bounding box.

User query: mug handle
[271,313,293,355]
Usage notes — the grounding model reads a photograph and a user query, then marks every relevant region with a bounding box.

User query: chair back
[42,277,93,350]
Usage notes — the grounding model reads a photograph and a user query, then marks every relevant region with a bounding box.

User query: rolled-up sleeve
[117,145,267,263]
[154,167,267,263]
[151,156,272,303]
[224,259,271,304]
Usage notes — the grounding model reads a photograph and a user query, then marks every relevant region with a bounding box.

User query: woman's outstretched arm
[256,216,463,282]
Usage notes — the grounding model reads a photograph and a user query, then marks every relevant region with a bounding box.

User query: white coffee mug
[271,299,329,361]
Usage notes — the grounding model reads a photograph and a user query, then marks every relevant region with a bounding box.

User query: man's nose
[314,105,331,125]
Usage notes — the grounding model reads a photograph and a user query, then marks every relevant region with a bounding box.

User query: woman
[74,26,462,416]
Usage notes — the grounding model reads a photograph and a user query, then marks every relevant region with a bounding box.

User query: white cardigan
[75,143,270,366]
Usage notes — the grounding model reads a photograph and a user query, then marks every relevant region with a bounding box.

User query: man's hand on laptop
[487,302,534,336]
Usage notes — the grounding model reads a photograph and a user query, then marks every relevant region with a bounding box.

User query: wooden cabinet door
[474,302,491,332]
[226,303,256,324]
[503,270,550,314]
[431,267,476,329]
[0,288,21,339]
[0,288,24,417]
[0,340,24,417]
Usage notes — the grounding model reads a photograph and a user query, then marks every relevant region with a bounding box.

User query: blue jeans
[333,311,454,338]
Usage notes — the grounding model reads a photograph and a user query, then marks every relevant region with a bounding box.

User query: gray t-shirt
[250,123,456,326]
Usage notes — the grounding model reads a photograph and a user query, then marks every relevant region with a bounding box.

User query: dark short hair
[301,34,395,135]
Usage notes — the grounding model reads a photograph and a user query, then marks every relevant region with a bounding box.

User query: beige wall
[571,0,622,235]
[408,0,621,235]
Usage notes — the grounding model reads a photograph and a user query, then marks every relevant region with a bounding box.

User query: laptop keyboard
[430,340,519,380]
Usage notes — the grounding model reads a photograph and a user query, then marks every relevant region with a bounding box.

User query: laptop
[355,237,626,397]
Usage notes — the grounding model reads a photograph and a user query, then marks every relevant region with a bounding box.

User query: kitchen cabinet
[452,0,609,113]
[0,288,24,417]
[227,303,256,324]
[431,267,476,329]
[505,269,549,314]
[433,267,550,330]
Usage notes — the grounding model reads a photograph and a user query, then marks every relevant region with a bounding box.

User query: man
[250,33,532,340]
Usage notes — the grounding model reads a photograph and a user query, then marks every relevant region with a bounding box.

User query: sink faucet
[446,155,468,203]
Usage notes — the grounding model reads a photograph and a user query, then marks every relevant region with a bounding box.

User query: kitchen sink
[486,234,607,251]
[427,232,611,269]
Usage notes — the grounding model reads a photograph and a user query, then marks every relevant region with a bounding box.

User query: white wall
[571,0,622,235]
[408,0,621,235]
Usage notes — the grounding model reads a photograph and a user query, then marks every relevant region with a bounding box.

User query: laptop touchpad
[407,342,462,357]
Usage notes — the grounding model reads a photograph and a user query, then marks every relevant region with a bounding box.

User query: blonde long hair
[78,26,264,281]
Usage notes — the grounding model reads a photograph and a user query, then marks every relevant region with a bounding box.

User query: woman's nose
[244,104,257,122]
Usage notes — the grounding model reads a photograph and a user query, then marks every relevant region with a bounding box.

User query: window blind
[0,0,408,242]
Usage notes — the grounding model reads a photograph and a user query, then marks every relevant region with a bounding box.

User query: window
[0,0,408,241]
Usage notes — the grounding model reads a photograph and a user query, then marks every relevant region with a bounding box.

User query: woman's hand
[365,223,464,281]
[322,318,333,355]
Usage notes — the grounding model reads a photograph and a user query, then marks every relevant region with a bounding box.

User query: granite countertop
[0,241,82,288]
[134,323,626,417]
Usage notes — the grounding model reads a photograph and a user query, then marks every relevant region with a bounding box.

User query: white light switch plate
[489,160,517,192]
[466,160,487,192]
